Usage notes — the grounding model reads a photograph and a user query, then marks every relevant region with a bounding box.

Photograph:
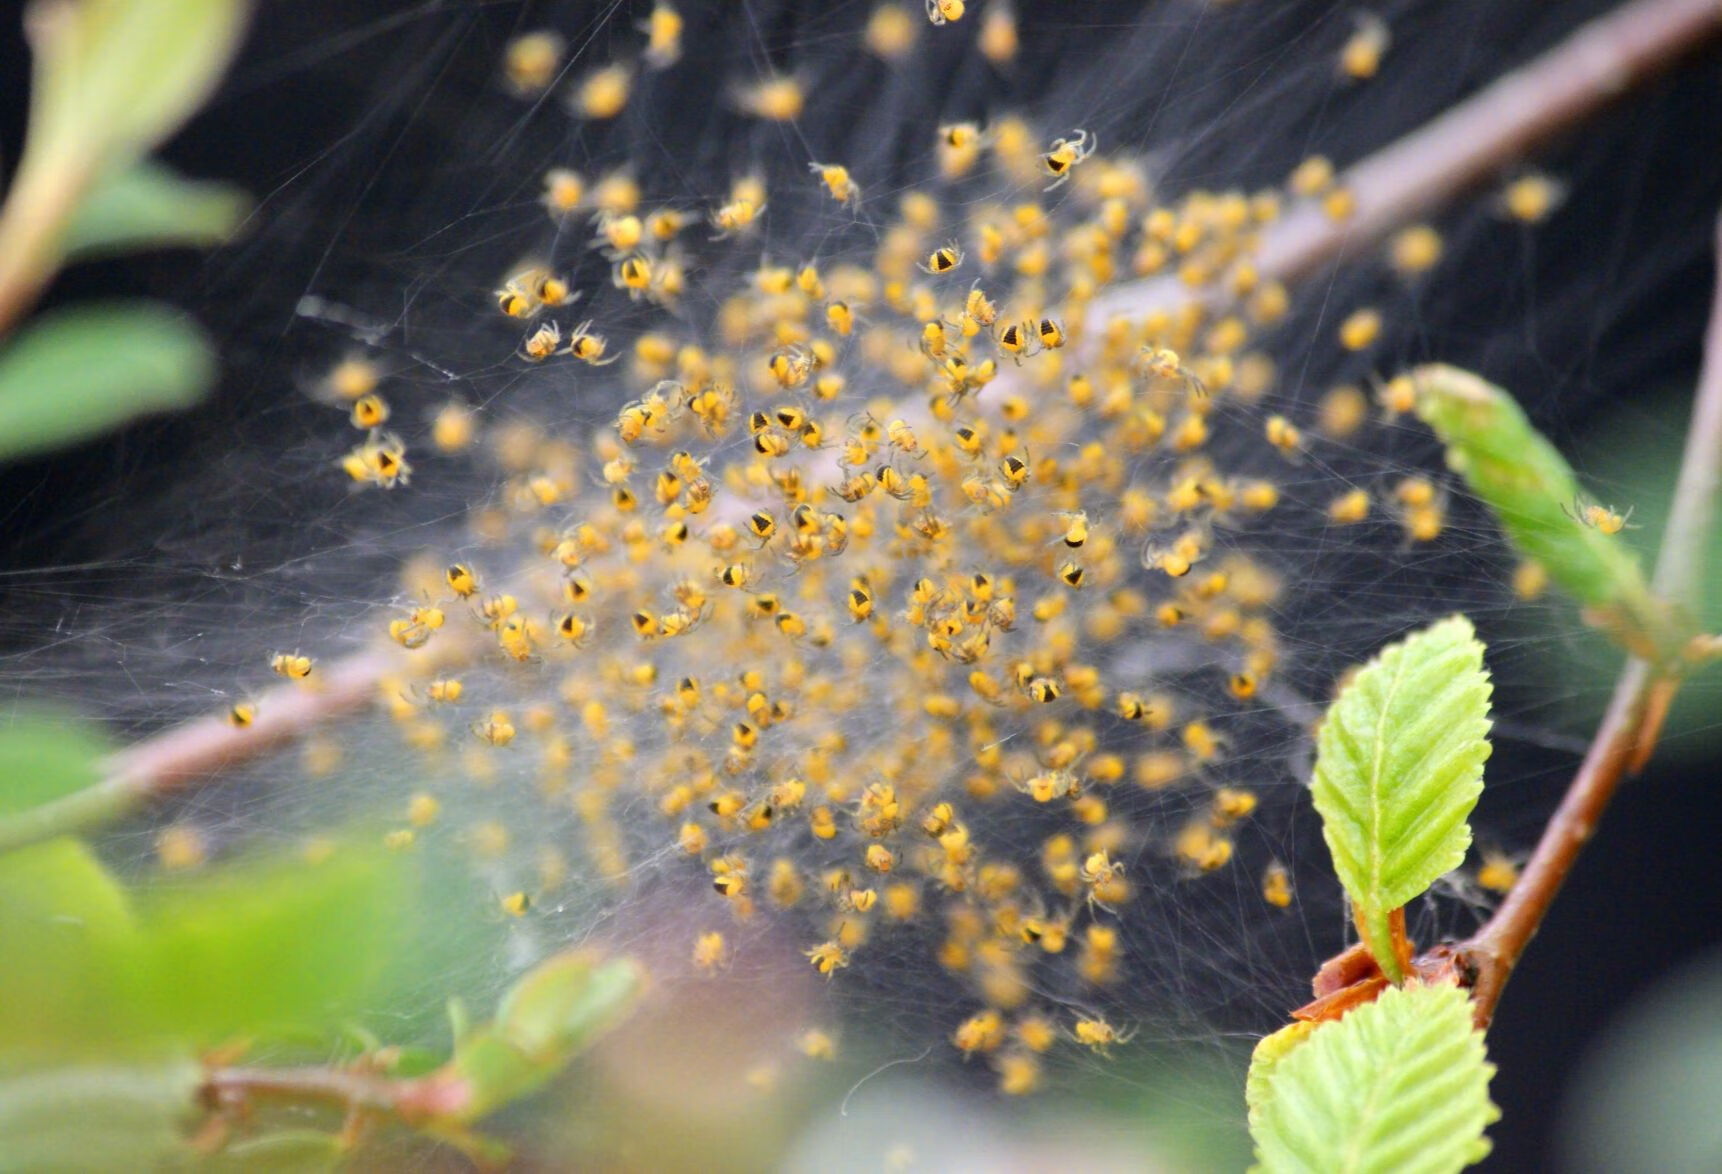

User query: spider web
[1,1,1716,1166]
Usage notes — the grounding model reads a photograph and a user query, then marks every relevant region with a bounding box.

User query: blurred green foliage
[0,709,643,1167]
[0,0,255,464]
[0,708,109,816]
[63,160,249,260]
[0,709,417,1159]
[0,303,216,461]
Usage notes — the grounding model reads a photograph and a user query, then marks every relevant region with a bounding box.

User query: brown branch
[1650,214,1722,612]
[1083,0,1722,331]
[201,1063,468,1124]
[1459,211,1722,1030]
[103,648,394,798]
[1460,659,1654,1028]
[198,1062,495,1168]
[1259,0,1722,285]
[0,648,394,853]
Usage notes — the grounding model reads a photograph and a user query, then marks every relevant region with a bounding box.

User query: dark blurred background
[1,2,1719,1169]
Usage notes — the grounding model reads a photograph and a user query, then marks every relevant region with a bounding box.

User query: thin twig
[1649,215,1722,612]
[1460,211,1722,1029]
[1460,659,1653,1028]
[198,1062,499,1168]
[201,1063,467,1123]
[0,649,392,854]
[103,649,394,795]
[1083,0,1722,332]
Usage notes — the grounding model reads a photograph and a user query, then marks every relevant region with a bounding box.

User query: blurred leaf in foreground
[133,843,419,1047]
[0,708,140,852]
[23,0,252,169]
[62,159,250,259]
[0,832,416,1057]
[0,837,145,1055]
[0,301,214,461]
[0,708,109,817]
[435,951,645,1124]
[0,1,252,333]
[0,1060,201,1171]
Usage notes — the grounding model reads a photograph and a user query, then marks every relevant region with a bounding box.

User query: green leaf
[1250,983,1498,1174]
[63,159,250,259]
[0,302,215,461]
[133,842,417,1045]
[0,1058,200,1170]
[0,836,416,1057]
[1310,616,1492,980]
[0,838,151,1057]
[25,0,252,169]
[0,709,109,817]
[493,952,642,1060]
[443,953,642,1122]
[1246,1021,1317,1130]
[206,1129,345,1173]
[1412,365,1678,655]
[0,708,138,853]
[0,2,249,342]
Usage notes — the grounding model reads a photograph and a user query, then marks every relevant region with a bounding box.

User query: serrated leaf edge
[1250,983,1499,1174]
[1310,617,1492,974]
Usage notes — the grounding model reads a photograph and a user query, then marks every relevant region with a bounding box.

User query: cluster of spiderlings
[218,5,1567,1097]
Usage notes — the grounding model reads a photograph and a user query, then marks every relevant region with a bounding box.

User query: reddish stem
[201,1063,470,1126]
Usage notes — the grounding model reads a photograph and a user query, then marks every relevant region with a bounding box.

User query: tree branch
[0,649,393,854]
[1084,0,1722,330]
[1649,214,1722,613]
[201,1062,467,1123]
